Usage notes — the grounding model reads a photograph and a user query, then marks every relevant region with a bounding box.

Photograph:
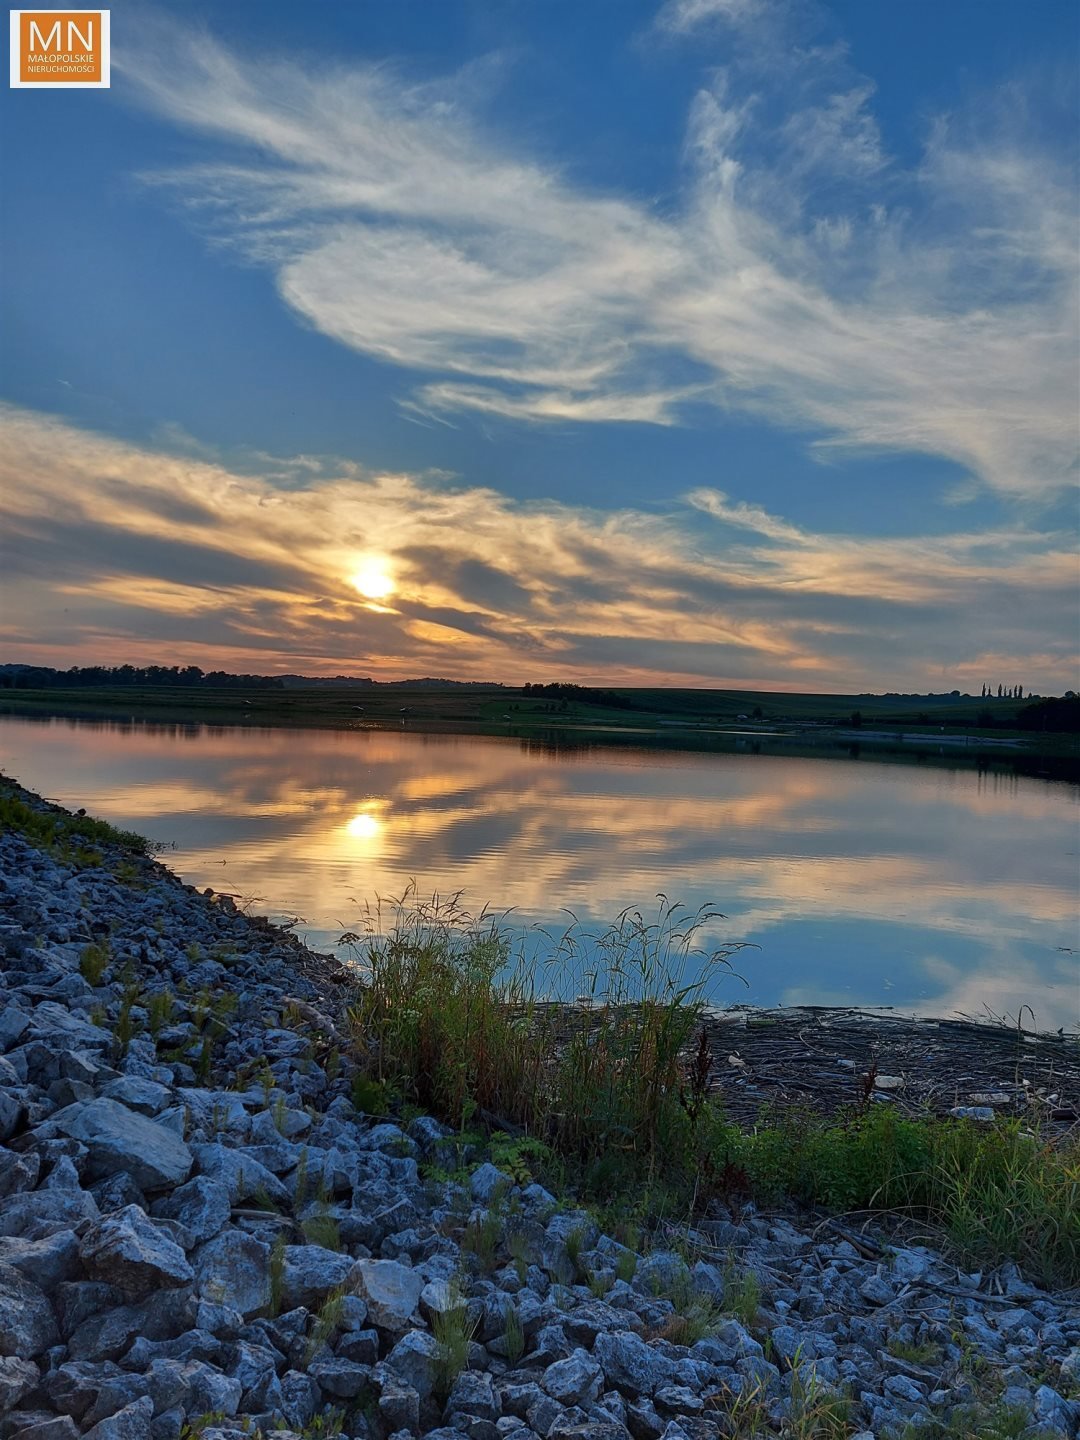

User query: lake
[2,714,1077,1028]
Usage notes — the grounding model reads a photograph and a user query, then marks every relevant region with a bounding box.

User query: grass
[735,1106,1079,1290]
[0,780,147,862]
[79,940,110,985]
[343,888,744,1188]
[431,1281,476,1397]
[710,1362,854,1440]
[502,1302,525,1366]
[886,1338,941,1367]
[721,1262,762,1327]
[890,1402,1060,1440]
[340,894,1080,1289]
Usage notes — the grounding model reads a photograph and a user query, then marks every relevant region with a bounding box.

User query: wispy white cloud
[0,405,1074,689]
[113,18,1078,501]
[655,0,766,34]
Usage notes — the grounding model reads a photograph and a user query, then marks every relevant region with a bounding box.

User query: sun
[349,557,395,601]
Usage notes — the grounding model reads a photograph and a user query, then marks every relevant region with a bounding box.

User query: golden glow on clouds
[0,403,1075,690]
[349,558,396,602]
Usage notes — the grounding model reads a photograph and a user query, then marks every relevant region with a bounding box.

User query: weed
[659,1294,724,1346]
[507,1229,531,1284]
[112,982,142,1061]
[113,858,143,887]
[0,783,148,862]
[305,1288,346,1362]
[588,1269,614,1298]
[564,1225,586,1277]
[722,1261,761,1327]
[614,1248,638,1283]
[502,1302,525,1366]
[268,1234,287,1318]
[432,1282,476,1397]
[461,1207,502,1272]
[336,890,1080,1287]
[79,940,110,986]
[146,988,175,1036]
[891,1401,1059,1439]
[886,1337,941,1367]
[300,1211,342,1252]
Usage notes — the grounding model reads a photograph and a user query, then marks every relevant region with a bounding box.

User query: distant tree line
[520,681,638,710]
[1012,695,1080,733]
[0,664,284,690]
[981,683,1025,699]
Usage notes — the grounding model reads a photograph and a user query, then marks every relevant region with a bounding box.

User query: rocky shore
[1,781,1077,1440]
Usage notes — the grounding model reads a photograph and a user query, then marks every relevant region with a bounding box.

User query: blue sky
[1,0,1077,688]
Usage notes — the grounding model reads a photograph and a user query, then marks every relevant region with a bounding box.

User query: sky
[1,0,1077,691]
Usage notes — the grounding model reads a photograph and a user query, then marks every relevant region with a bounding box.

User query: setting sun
[349,557,395,601]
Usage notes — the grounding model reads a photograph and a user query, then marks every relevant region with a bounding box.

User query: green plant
[886,1337,941,1367]
[300,1211,342,1251]
[306,1288,346,1362]
[507,1229,530,1284]
[268,1234,287,1318]
[502,1302,525,1366]
[432,1282,476,1397]
[785,1355,853,1439]
[79,940,110,985]
[614,1248,638,1283]
[564,1225,586,1277]
[889,1401,1058,1440]
[722,1261,761,1327]
[588,1269,614,1298]
[299,1408,346,1440]
[461,1207,502,1272]
[0,783,148,861]
[146,988,175,1036]
[112,981,142,1060]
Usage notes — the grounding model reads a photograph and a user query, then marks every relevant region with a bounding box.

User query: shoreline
[2,774,1079,1440]
[3,695,1077,783]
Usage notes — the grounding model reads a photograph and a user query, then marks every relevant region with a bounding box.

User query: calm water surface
[2,716,1077,1027]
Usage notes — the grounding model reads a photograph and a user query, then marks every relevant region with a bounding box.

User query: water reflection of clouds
[2,718,1076,1024]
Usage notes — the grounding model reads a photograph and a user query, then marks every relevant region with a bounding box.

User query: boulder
[150,1176,230,1246]
[0,1356,39,1410]
[542,1348,604,1406]
[0,1261,58,1358]
[278,1244,355,1310]
[50,1099,192,1190]
[0,1229,80,1292]
[10,1419,80,1440]
[594,1332,677,1396]
[190,1144,289,1207]
[385,1329,440,1400]
[352,1259,423,1331]
[192,1230,270,1318]
[80,1206,194,1297]
[83,1396,154,1440]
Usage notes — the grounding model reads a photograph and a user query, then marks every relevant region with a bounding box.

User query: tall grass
[733,1106,1079,1290]
[341,892,1080,1288]
[343,889,742,1186]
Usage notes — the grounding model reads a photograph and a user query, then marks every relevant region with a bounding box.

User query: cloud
[0,404,1074,688]
[655,0,766,34]
[111,17,1078,501]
